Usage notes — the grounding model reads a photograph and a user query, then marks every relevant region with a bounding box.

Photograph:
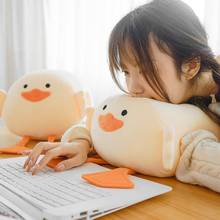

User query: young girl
[23,0,220,191]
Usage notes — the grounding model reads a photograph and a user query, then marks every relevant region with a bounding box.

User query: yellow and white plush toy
[0,70,91,154]
[64,94,220,190]
[60,94,220,188]
[90,95,220,177]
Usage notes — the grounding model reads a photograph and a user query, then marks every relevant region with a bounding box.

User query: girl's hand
[23,139,90,175]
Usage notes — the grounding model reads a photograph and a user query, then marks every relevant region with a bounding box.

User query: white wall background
[0,0,220,105]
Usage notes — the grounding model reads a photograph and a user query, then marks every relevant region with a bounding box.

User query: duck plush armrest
[59,94,220,189]
[90,95,220,177]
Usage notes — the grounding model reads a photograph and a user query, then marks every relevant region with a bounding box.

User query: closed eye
[122,70,130,76]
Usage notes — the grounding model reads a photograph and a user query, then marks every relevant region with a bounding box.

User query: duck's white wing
[0,90,6,117]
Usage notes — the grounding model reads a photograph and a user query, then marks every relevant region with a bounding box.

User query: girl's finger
[23,152,34,169]
[21,150,32,155]
[31,146,67,175]
[31,144,81,175]
[23,142,59,171]
[55,153,87,172]
[23,143,45,170]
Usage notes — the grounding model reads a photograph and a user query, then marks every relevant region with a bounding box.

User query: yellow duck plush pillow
[91,95,220,177]
[0,70,91,154]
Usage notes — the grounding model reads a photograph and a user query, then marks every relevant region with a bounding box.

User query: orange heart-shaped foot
[82,168,135,189]
[0,146,30,154]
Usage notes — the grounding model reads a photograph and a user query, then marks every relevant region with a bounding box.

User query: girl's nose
[128,77,155,98]
[128,77,145,96]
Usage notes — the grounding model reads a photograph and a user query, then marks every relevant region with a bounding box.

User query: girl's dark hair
[108,0,220,124]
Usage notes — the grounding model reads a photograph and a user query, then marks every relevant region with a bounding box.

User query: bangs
[108,15,169,99]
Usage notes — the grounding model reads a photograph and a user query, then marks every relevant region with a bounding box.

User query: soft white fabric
[176,129,220,193]
[61,124,92,144]
[176,96,220,193]
[0,0,46,90]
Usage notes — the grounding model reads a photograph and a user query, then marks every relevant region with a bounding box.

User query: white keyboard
[0,160,111,209]
[0,200,25,220]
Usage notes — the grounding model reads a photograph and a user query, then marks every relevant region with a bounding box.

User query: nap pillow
[91,95,220,177]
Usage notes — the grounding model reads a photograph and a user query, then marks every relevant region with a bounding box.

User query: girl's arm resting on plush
[176,129,220,193]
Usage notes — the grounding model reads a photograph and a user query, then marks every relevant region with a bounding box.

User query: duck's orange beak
[21,89,51,102]
[99,113,123,132]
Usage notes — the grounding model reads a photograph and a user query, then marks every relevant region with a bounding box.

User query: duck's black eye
[103,105,107,110]
[23,84,28,89]
[45,83,50,88]
[121,109,127,116]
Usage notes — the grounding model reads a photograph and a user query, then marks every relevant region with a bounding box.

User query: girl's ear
[181,57,201,80]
